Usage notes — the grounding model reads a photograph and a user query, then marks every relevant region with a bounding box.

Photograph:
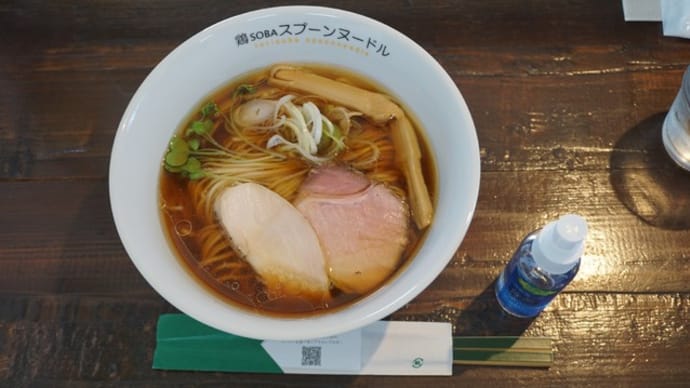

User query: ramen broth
[159,64,436,316]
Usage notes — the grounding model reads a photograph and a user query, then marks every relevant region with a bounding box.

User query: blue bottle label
[495,230,581,318]
[495,235,581,318]
[496,269,561,318]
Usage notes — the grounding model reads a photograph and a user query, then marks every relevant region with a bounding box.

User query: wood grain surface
[1,0,689,386]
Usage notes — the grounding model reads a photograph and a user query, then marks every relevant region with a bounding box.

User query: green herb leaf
[183,156,202,173]
[169,136,189,152]
[164,136,206,179]
[201,102,218,118]
[181,157,204,180]
[188,138,200,151]
[235,84,255,96]
[188,171,205,180]
[164,136,190,167]
[188,119,214,136]
[164,164,183,173]
[165,149,188,167]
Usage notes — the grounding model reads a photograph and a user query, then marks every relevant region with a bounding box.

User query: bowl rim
[109,5,480,340]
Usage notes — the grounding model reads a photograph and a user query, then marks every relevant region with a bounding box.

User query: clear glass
[662,65,690,171]
[495,232,580,318]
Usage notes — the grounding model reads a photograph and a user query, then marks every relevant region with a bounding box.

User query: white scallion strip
[283,101,317,155]
[266,134,290,149]
[301,102,323,145]
[274,94,295,121]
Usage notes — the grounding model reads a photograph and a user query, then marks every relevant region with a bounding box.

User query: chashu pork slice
[215,182,330,300]
[295,167,410,294]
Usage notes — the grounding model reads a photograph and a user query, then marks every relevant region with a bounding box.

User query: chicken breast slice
[295,167,410,294]
[215,182,330,300]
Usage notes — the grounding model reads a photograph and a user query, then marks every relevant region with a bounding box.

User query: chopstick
[453,336,553,367]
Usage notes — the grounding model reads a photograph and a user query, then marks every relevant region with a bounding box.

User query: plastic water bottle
[663,65,690,171]
[495,214,588,318]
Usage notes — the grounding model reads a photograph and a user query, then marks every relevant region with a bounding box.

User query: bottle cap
[532,214,588,274]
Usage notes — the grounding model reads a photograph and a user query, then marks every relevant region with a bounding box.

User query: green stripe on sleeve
[153,314,283,374]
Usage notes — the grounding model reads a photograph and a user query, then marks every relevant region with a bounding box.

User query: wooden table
[2,1,689,386]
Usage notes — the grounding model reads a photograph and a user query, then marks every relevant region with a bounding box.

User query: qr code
[301,346,321,366]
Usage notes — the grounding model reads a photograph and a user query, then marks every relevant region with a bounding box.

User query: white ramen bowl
[110,6,480,340]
